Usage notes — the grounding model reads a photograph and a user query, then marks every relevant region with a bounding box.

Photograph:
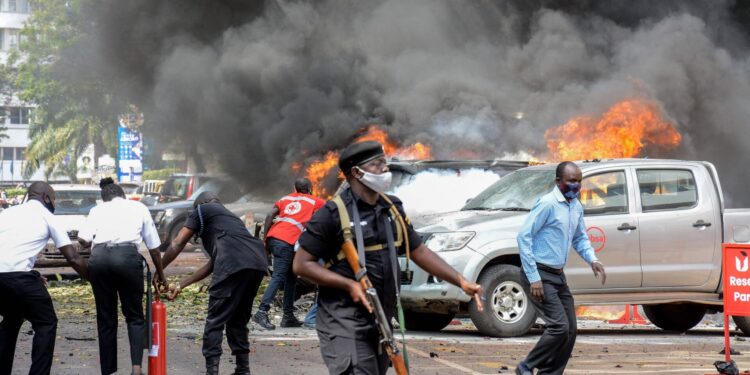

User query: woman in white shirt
[78,178,166,375]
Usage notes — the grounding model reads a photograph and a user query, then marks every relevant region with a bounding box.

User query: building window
[14,147,25,160]
[1,0,27,12]
[8,107,30,124]
[7,29,18,49]
[1,147,13,161]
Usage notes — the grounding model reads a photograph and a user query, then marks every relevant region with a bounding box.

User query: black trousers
[0,271,58,375]
[520,269,577,375]
[202,269,264,359]
[89,244,145,375]
[318,330,389,375]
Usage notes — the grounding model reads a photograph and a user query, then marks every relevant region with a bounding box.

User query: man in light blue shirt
[514,161,606,375]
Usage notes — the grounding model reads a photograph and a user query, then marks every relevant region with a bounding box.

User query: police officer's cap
[338,141,385,173]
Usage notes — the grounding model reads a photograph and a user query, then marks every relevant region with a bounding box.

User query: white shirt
[0,200,72,272]
[78,197,161,249]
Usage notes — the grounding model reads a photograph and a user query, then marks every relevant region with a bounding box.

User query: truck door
[635,167,718,287]
[566,169,642,290]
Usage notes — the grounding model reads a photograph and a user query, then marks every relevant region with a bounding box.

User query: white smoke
[391,169,500,216]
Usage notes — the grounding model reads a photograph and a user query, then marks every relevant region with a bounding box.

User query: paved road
[10,316,750,374]
[17,251,748,374]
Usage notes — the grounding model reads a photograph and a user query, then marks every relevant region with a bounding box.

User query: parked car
[120,182,140,200]
[149,178,273,245]
[399,159,750,336]
[158,173,222,204]
[33,184,101,267]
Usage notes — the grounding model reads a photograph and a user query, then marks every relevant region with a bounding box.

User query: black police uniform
[184,202,269,360]
[298,187,422,375]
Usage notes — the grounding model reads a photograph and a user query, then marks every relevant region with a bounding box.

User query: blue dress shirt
[517,186,598,283]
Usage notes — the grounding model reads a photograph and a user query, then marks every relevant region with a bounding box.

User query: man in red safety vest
[253,178,325,330]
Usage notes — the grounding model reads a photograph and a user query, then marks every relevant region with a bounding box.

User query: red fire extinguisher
[149,295,167,374]
[145,260,167,375]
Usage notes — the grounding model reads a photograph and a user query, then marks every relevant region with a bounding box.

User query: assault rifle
[341,239,409,375]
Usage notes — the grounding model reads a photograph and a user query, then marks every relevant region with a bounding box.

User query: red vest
[266,193,325,245]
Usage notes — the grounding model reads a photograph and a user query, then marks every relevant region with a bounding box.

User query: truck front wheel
[643,303,706,332]
[469,264,537,337]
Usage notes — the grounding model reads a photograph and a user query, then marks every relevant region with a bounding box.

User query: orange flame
[304,151,340,198]
[576,306,624,321]
[302,125,433,198]
[546,99,681,160]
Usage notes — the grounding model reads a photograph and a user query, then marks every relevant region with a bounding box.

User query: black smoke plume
[82,0,750,205]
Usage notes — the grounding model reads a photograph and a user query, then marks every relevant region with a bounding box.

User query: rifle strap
[349,190,366,269]
[378,193,411,278]
[384,213,410,371]
[396,296,410,370]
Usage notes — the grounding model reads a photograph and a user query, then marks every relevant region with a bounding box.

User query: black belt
[536,263,563,275]
[95,243,138,250]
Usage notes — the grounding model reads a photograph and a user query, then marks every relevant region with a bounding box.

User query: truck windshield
[54,190,101,215]
[463,169,555,211]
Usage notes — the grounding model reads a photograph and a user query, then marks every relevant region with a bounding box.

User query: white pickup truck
[400,159,750,337]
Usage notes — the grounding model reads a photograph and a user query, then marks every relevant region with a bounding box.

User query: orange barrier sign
[724,244,750,315]
[721,243,750,364]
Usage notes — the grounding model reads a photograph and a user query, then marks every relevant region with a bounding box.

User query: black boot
[206,356,220,375]
[280,313,302,328]
[232,353,251,375]
[252,310,275,330]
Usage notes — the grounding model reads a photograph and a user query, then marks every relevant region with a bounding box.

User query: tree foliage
[10,0,124,181]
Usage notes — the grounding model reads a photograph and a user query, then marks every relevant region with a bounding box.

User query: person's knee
[547,321,570,336]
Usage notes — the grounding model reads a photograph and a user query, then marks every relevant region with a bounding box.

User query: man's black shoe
[252,311,276,330]
[280,314,303,328]
[515,361,532,375]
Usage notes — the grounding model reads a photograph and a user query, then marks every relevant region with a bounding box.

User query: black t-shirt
[298,188,422,339]
[185,202,268,296]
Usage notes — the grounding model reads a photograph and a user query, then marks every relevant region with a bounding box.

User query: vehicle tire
[469,264,536,337]
[403,311,456,332]
[643,303,706,332]
[732,316,750,336]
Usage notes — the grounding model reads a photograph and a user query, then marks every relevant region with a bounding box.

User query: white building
[0,0,45,183]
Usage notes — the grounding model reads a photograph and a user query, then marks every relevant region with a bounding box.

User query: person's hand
[347,280,373,313]
[152,274,168,294]
[592,261,606,285]
[530,281,544,302]
[459,277,484,312]
[168,283,182,301]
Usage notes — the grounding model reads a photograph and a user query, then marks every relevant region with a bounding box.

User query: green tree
[9,0,122,181]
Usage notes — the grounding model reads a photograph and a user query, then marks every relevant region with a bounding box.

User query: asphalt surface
[11,250,750,374]
[10,317,750,374]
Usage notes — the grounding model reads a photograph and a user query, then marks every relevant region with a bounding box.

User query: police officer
[293,141,484,375]
[77,178,166,375]
[253,177,325,330]
[160,191,268,375]
[0,182,89,375]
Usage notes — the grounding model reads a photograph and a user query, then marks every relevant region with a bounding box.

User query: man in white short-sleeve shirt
[77,178,165,375]
[0,182,89,375]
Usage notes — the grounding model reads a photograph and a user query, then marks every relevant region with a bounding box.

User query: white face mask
[356,167,392,193]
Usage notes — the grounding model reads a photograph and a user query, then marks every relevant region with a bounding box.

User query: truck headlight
[424,232,475,252]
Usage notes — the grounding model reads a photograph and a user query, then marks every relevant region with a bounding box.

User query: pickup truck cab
[400,159,750,336]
